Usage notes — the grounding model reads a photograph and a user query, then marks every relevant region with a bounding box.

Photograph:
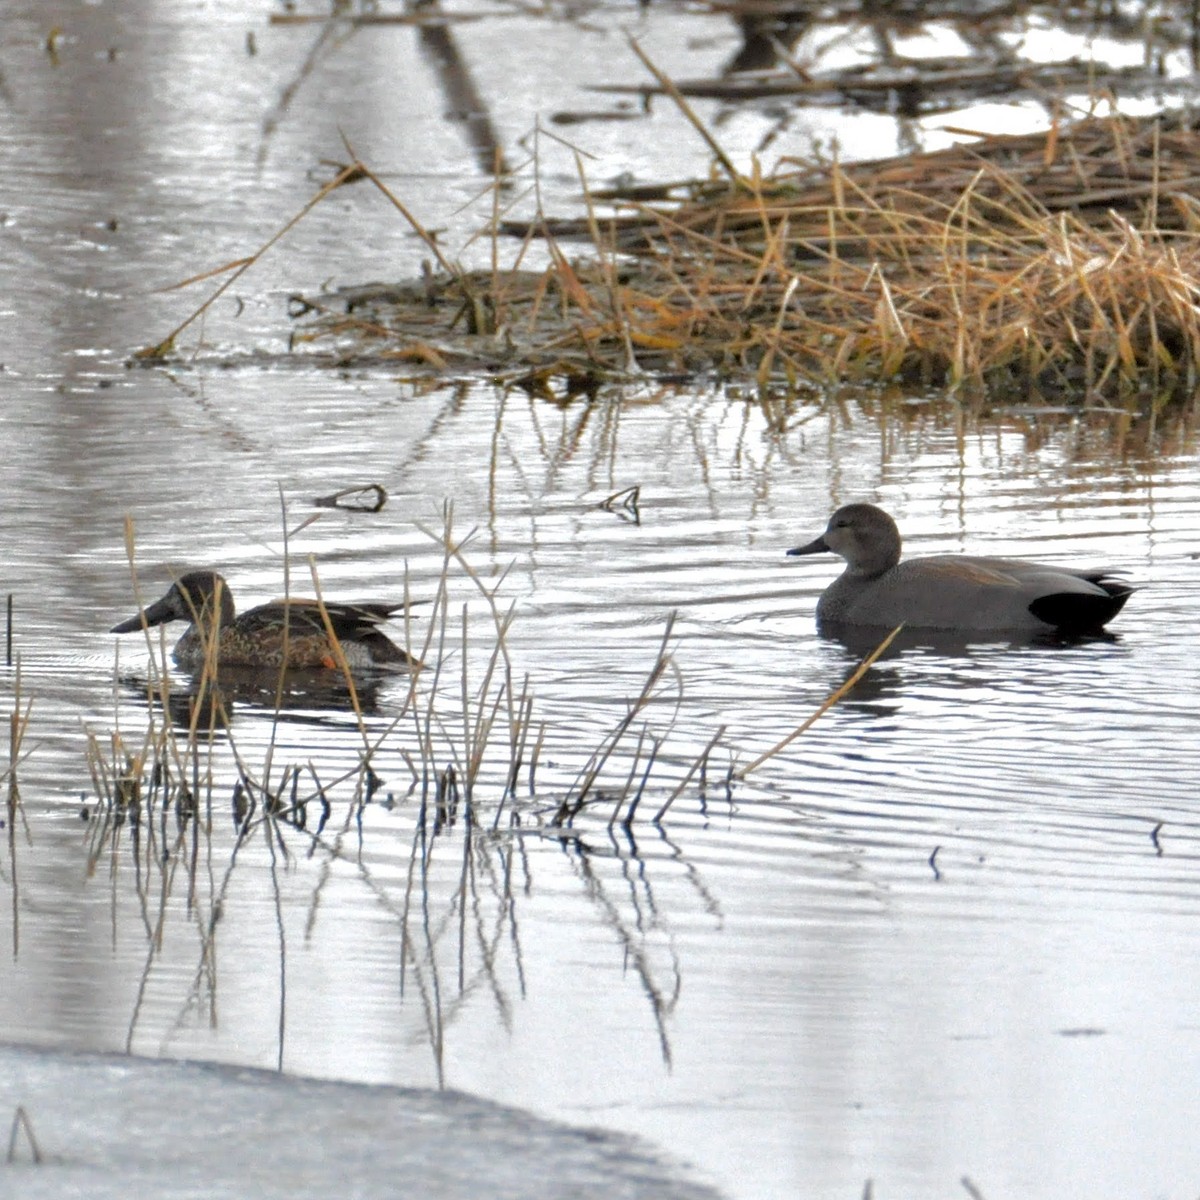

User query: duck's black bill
[110,595,175,633]
[110,615,144,633]
[787,535,829,557]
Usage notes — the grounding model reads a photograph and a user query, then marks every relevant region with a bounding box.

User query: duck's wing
[256,598,404,631]
[887,556,1133,632]
[969,559,1134,630]
[914,558,1028,588]
[241,599,415,667]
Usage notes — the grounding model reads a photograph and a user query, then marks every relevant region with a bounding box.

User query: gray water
[4,2,1200,1198]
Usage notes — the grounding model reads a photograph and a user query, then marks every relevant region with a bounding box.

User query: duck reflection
[115,664,396,726]
[819,621,1121,661]
[808,619,1126,722]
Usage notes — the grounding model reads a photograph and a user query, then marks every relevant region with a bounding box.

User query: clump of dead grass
[580,109,1200,400]
[140,107,1200,404]
[607,163,1200,400]
[280,112,1200,402]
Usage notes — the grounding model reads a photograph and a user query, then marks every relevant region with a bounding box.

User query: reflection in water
[550,821,701,1067]
[115,667,394,722]
[723,11,815,75]
[75,707,711,1091]
[258,18,356,165]
[816,621,1123,661]
[809,625,1132,732]
[415,16,513,177]
[75,530,727,1094]
[216,666,395,715]
[259,5,512,176]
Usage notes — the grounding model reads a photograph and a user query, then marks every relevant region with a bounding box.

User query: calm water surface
[3,3,1200,1199]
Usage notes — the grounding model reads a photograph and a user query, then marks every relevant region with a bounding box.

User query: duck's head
[111,571,235,633]
[787,504,902,576]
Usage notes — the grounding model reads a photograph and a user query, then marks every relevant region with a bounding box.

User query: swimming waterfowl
[788,503,1133,633]
[111,571,415,670]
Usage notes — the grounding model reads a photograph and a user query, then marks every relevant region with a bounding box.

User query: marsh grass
[296,109,1200,403]
[139,85,1200,407]
[2,665,33,955]
[607,120,1200,402]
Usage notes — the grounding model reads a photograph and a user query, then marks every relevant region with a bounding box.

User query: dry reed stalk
[3,664,32,955]
[611,726,656,827]
[653,723,727,823]
[638,158,1200,394]
[99,461,1160,870]
[412,507,539,817]
[734,626,903,779]
[551,612,681,826]
[576,149,642,372]
[137,161,369,359]
[626,34,740,185]
[3,666,33,819]
[101,512,429,878]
